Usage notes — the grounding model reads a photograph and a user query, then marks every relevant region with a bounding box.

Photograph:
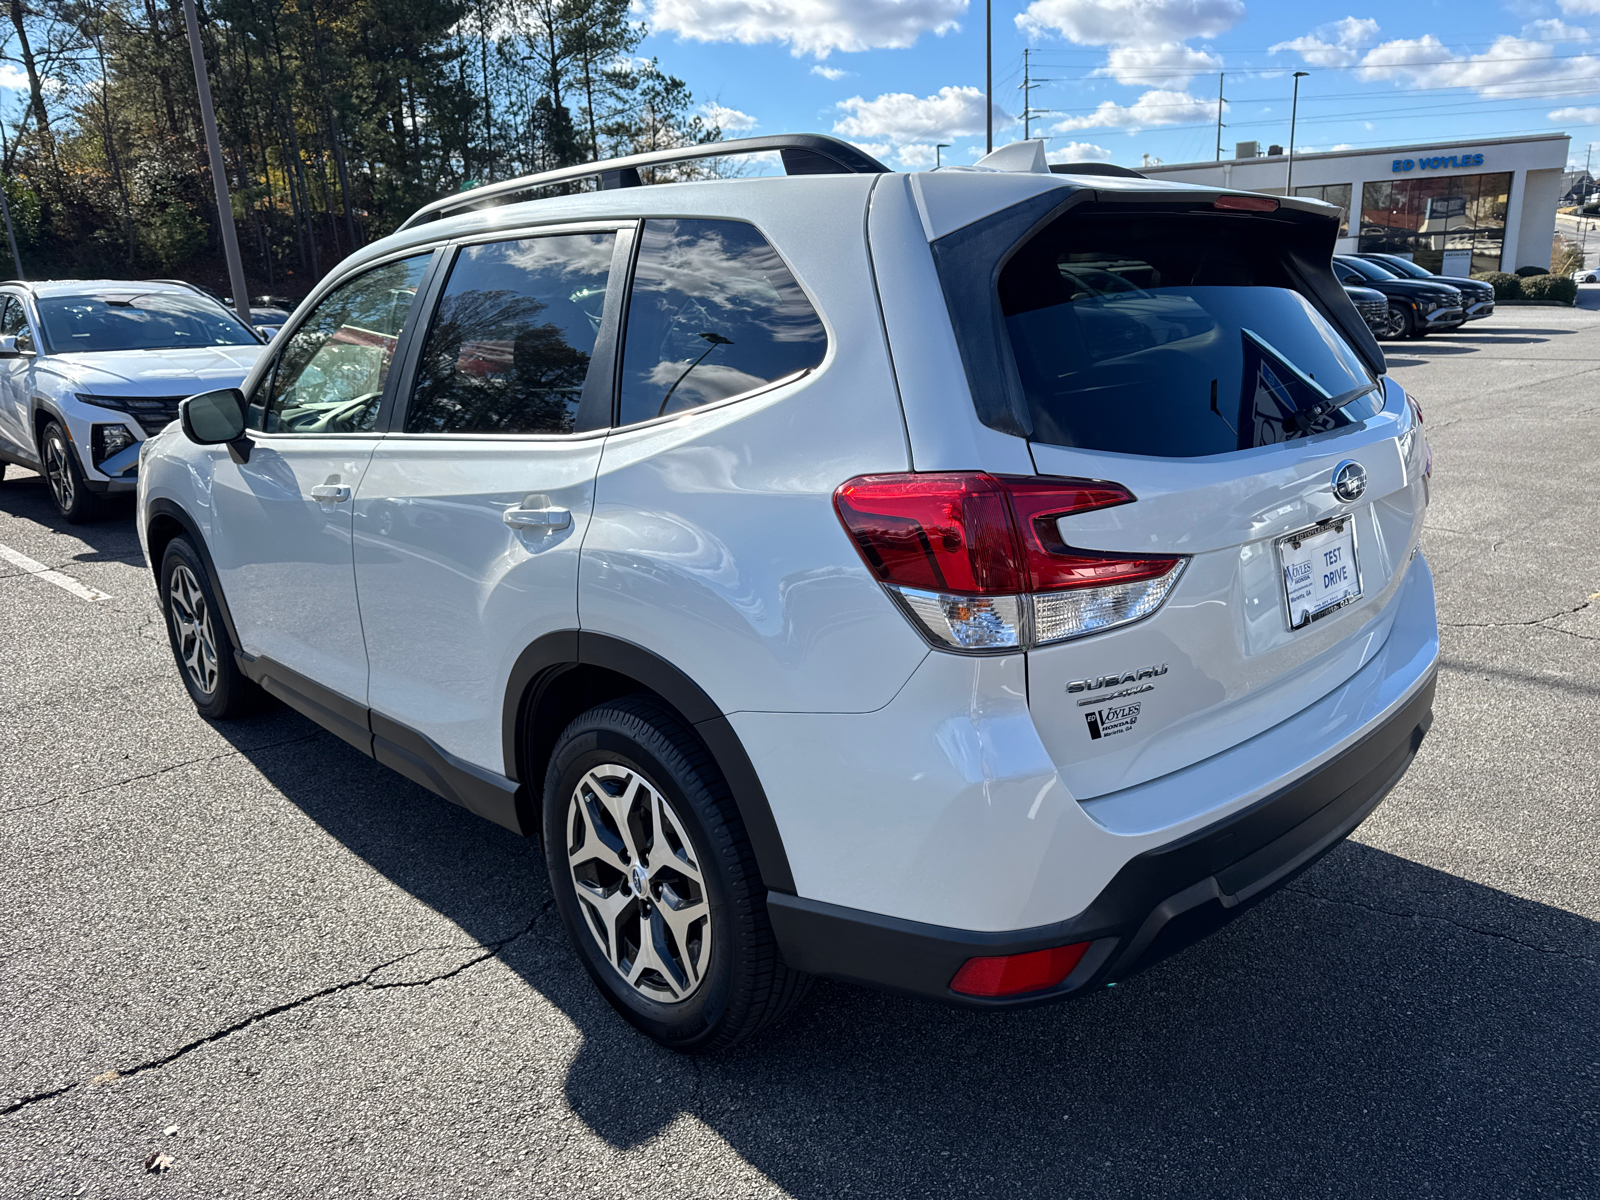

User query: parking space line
[0,542,112,602]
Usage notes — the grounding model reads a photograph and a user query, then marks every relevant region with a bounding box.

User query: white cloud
[1269,17,1380,68]
[1047,141,1114,162]
[897,144,940,167]
[1016,0,1244,45]
[1093,41,1221,85]
[0,64,29,90]
[811,65,849,80]
[833,85,1012,146]
[701,102,757,131]
[1356,33,1600,98]
[1522,18,1589,39]
[1559,0,1600,14]
[1550,105,1600,122]
[1329,142,1355,151]
[1052,88,1218,131]
[645,0,966,58]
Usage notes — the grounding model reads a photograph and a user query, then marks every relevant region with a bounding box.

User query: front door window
[252,254,431,434]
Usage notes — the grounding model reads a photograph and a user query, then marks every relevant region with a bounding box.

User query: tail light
[950,942,1091,997]
[833,472,1185,653]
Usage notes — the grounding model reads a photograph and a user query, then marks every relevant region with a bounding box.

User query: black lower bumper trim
[768,671,1436,1009]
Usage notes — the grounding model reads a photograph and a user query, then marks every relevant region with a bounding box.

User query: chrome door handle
[503,504,571,532]
[311,485,352,503]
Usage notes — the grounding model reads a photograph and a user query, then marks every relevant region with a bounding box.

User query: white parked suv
[137,136,1438,1051]
[0,279,263,521]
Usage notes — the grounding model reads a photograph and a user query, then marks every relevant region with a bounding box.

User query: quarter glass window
[405,233,614,435]
[618,219,826,426]
[255,254,430,434]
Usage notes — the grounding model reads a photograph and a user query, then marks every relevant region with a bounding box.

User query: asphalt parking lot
[2,305,1597,1199]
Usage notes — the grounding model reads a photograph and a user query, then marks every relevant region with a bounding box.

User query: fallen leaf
[90,1071,119,1085]
[144,1152,174,1174]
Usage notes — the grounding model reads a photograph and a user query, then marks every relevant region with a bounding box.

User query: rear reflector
[950,942,1091,997]
[834,473,1185,652]
[1214,194,1279,212]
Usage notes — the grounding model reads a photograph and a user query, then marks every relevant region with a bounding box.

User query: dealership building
[1140,133,1569,276]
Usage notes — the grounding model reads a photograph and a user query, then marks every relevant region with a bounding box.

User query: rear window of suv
[998,212,1381,458]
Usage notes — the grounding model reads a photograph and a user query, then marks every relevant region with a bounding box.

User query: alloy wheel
[42,428,75,512]
[1382,305,1409,339]
[168,564,220,696]
[565,763,712,1004]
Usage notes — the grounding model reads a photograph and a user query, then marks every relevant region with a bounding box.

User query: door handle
[311,484,352,503]
[503,504,571,532]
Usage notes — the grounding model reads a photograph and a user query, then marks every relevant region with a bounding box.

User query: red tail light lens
[1214,194,1278,212]
[950,942,1091,997]
[834,472,1187,651]
[832,473,1022,595]
[1004,478,1182,592]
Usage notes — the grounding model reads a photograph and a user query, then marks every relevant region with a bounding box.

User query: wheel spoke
[569,773,630,875]
[655,881,709,988]
[574,880,634,969]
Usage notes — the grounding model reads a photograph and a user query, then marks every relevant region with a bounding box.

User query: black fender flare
[503,631,796,895]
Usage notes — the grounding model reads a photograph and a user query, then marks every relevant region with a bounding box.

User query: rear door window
[617,219,826,427]
[999,213,1381,458]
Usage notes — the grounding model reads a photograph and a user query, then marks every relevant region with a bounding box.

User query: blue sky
[635,0,1600,171]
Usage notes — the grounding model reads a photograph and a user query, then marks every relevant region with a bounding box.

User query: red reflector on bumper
[949,942,1091,997]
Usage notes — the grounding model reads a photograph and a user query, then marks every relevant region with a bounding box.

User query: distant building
[1140,133,1569,275]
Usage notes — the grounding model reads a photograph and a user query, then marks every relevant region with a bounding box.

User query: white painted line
[0,542,112,602]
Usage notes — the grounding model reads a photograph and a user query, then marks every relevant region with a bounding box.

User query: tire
[39,419,101,523]
[1382,303,1416,341]
[542,696,809,1052]
[158,536,261,720]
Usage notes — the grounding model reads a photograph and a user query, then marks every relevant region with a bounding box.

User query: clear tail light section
[833,472,1186,653]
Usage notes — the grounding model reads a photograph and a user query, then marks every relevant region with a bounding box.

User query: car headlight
[91,423,139,467]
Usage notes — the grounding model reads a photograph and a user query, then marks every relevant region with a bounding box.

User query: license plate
[1278,517,1361,630]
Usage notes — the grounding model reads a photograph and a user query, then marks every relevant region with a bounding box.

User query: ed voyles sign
[1393,152,1486,173]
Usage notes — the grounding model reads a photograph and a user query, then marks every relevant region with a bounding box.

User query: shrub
[1514,265,1548,277]
[1473,271,1523,301]
[1519,273,1578,304]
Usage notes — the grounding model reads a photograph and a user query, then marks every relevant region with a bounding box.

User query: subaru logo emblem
[1332,460,1367,503]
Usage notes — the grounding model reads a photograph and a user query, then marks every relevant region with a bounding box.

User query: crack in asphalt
[1285,886,1599,967]
[0,733,325,817]
[1439,599,1593,640]
[0,905,554,1119]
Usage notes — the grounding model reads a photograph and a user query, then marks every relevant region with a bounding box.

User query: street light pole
[1285,71,1309,196]
[182,0,251,327]
[985,0,993,154]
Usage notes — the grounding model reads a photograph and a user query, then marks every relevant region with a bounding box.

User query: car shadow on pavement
[0,470,142,563]
[220,713,1598,1197]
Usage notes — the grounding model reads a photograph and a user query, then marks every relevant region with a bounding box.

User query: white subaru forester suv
[137,136,1438,1051]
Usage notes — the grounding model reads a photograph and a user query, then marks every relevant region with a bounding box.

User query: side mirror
[1341,274,1363,286]
[0,335,18,358]
[181,388,248,448]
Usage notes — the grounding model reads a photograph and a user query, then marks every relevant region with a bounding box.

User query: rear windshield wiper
[1286,381,1379,433]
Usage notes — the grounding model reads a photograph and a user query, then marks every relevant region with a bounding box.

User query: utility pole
[985,0,993,154]
[1215,73,1225,161]
[1285,71,1309,196]
[182,0,251,327]
[0,119,22,279]
[935,143,950,168]
[1023,48,1030,140]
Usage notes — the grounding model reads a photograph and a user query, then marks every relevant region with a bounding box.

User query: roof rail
[398,134,891,231]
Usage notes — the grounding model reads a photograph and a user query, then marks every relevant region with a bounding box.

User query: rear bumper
[769,669,1435,1008]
